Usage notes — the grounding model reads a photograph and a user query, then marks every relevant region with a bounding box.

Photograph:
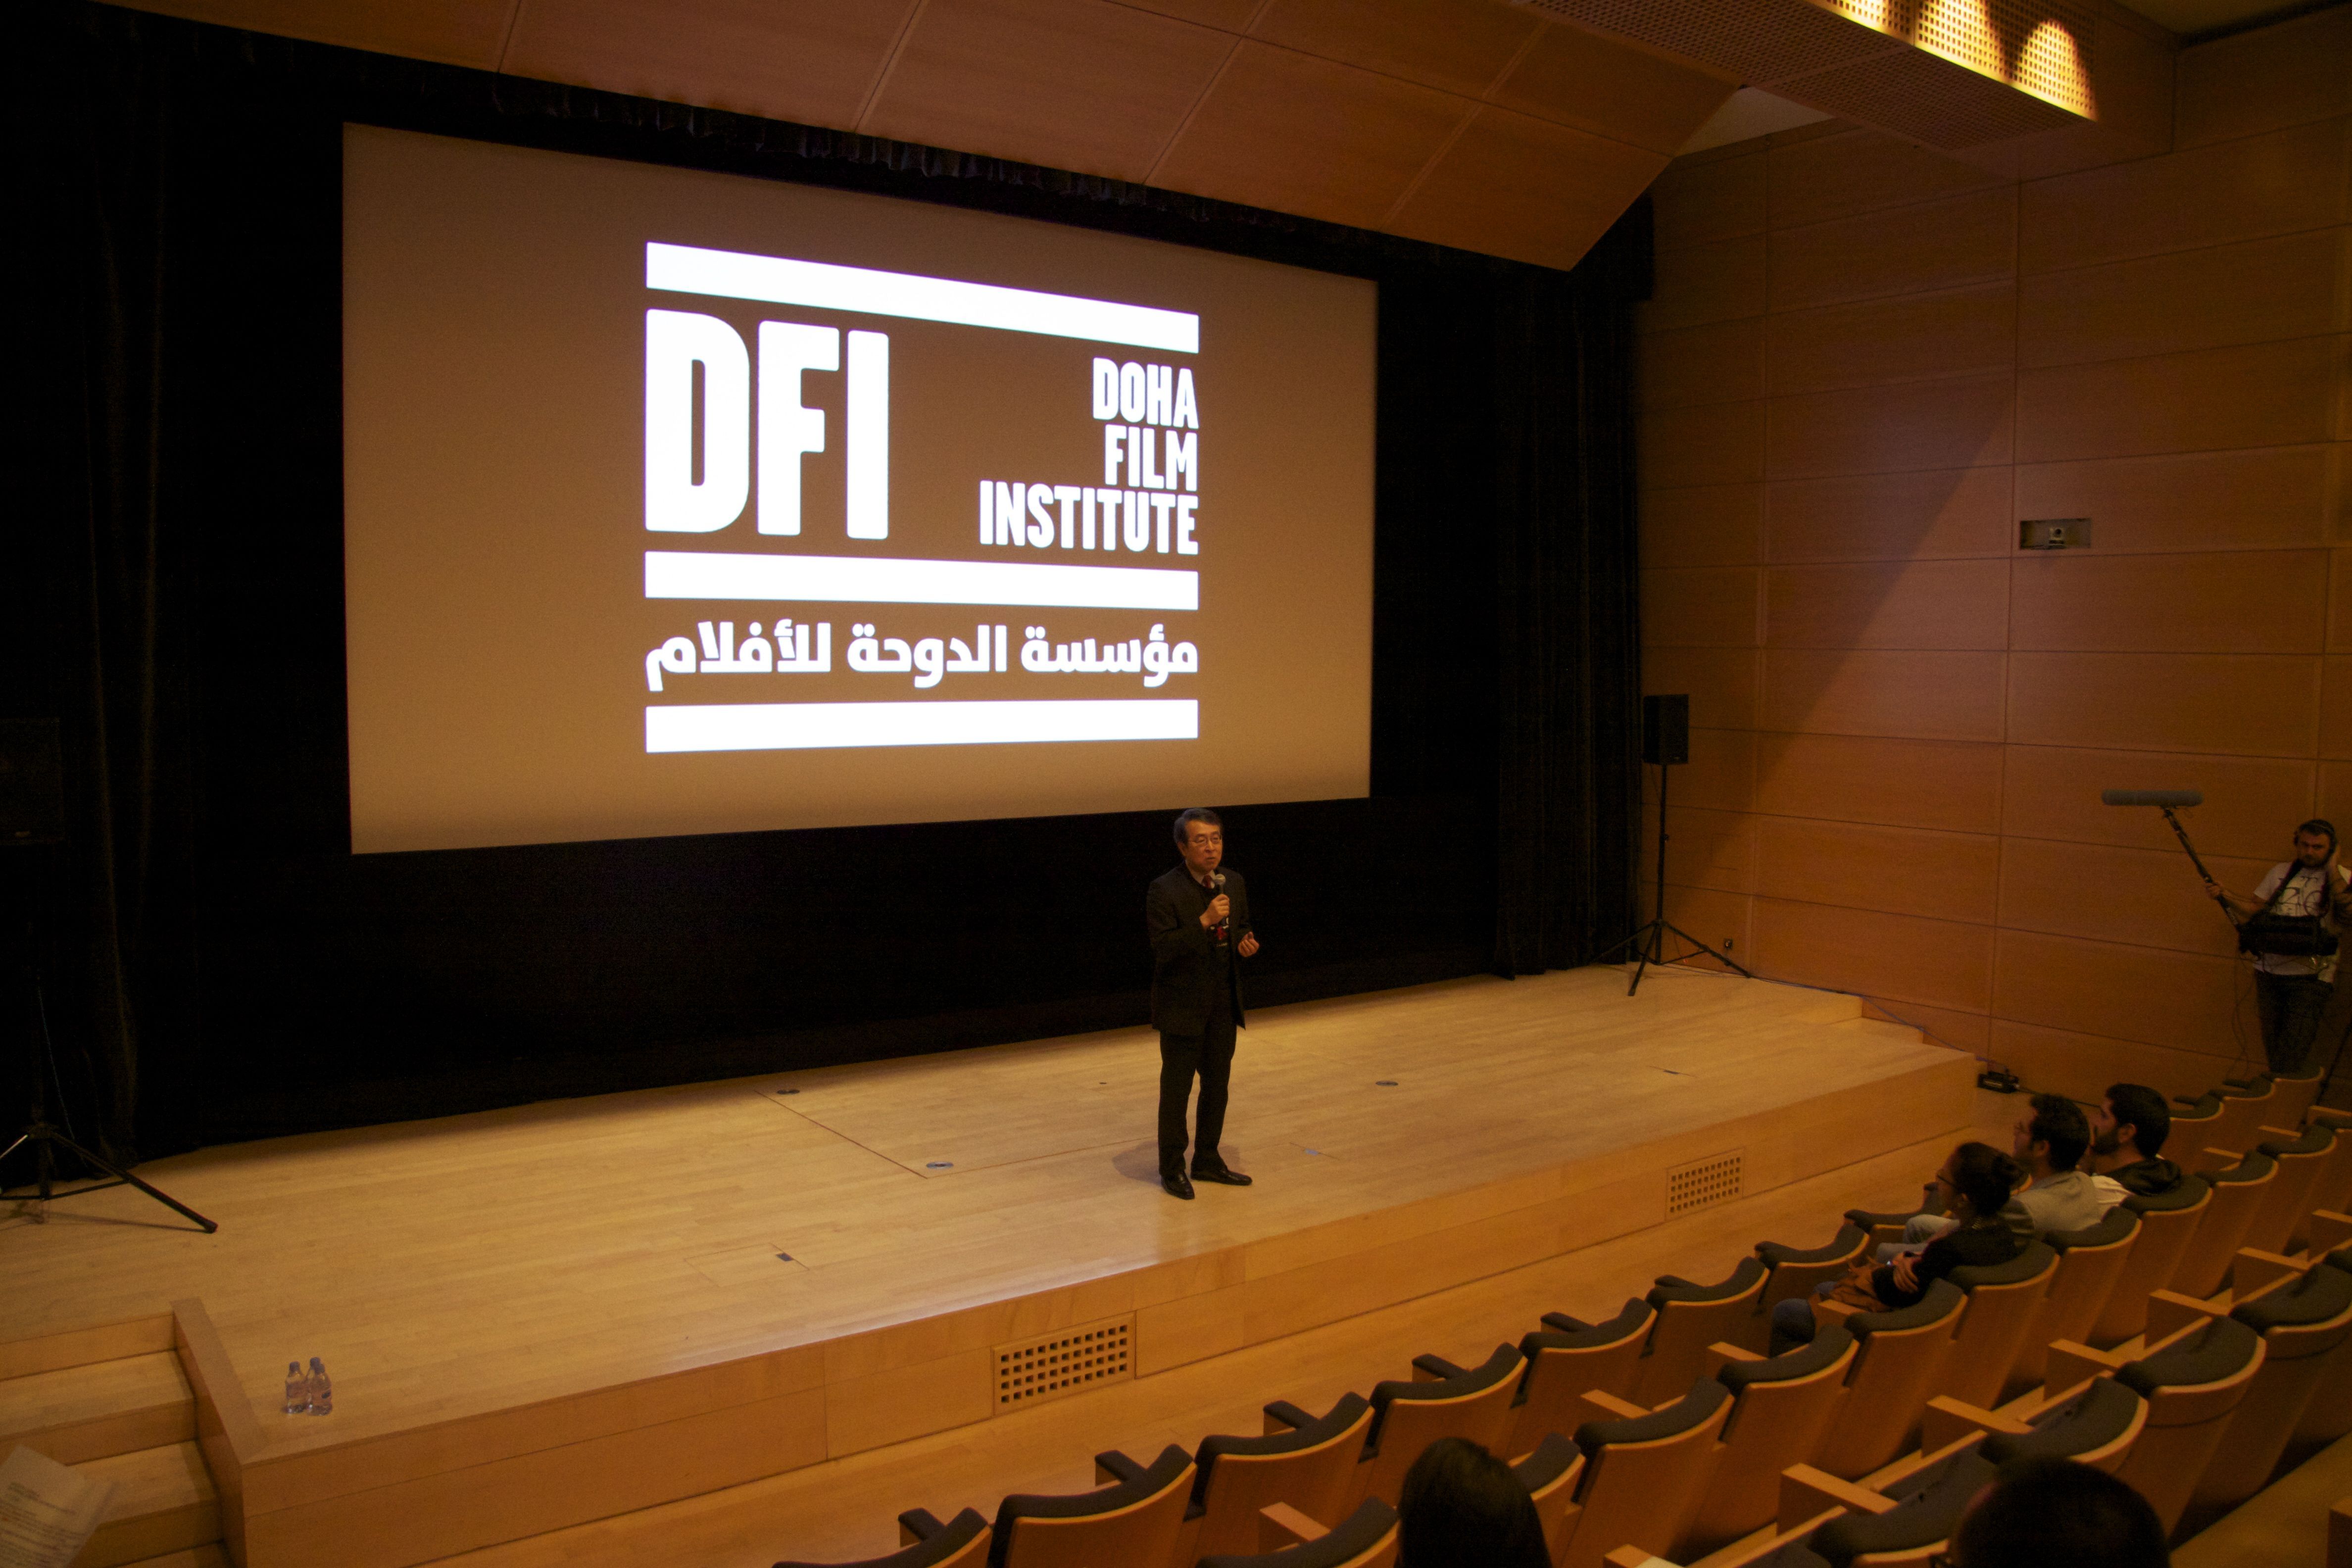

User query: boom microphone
[2101,789,2204,808]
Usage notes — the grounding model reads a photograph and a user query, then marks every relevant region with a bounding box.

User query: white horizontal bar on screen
[645,699,1199,753]
[644,551,1199,612]
[647,242,1199,354]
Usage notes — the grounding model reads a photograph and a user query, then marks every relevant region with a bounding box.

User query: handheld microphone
[2101,789,2204,809]
[1211,870,1228,943]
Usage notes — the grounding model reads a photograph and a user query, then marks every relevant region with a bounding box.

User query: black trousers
[1159,997,1236,1175]
[2255,971,2333,1076]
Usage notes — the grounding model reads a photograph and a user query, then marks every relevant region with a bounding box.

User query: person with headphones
[2205,818,2352,1074]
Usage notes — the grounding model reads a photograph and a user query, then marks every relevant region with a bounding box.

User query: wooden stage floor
[1,964,1975,1568]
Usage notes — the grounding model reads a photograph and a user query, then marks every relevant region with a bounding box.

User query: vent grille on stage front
[1666,1150,1744,1215]
[995,1316,1134,1410]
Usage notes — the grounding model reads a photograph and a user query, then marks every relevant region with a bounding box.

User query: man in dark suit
[1147,808,1260,1199]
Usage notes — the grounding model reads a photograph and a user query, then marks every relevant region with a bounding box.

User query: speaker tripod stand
[1596,714,1753,997]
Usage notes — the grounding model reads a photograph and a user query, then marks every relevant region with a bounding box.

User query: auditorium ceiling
[102,0,2276,271]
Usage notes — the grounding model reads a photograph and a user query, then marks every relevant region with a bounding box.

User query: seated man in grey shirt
[1890,1092,2104,1255]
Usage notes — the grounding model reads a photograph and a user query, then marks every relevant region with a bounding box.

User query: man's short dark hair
[1173,808,1222,847]
[2105,1082,2171,1158]
[2027,1093,2091,1172]
[2300,818,2338,853]
[1951,1457,2167,1568]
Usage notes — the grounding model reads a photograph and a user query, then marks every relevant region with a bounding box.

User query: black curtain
[4,0,1647,1168]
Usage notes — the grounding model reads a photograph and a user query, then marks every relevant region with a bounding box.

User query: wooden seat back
[1633,1259,1767,1404]
[2306,1110,2352,1217]
[2182,1265,2352,1534]
[1675,1329,1856,1562]
[2246,1123,2336,1256]
[2109,1316,2265,1537]
[2210,1078,2279,1156]
[1813,1282,1966,1480]
[1512,1434,1582,1568]
[2011,1210,2137,1393]
[1756,1227,1869,1318]
[1936,1243,2057,1409]
[998,1447,1195,1568]
[2168,1154,2276,1299]
[2287,1250,2352,1467]
[2090,1180,2210,1347]
[2273,1069,2326,1127]
[787,1509,992,1568]
[1560,1378,1732,1568]
[1348,1346,1521,1510]
[1195,1499,1399,1568]
[1185,1399,1376,1563]
[1510,1301,1653,1459]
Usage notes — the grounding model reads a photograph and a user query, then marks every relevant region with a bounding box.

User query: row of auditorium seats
[780,1070,2352,1568]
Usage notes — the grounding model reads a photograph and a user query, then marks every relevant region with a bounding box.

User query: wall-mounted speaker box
[0,719,64,843]
[1642,694,1689,767]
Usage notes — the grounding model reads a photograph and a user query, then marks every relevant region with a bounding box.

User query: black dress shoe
[1191,1165,1253,1186]
[1162,1170,1196,1200]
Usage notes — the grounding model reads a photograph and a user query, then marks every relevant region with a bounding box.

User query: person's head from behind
[1938,1141,2024,1223]
[1397,1437,1549,1568]
[2095,1083,2170,1160]
[2013,1093,2090,1175]
[1949,1456,2167,1567]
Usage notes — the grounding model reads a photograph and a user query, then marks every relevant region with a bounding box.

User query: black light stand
[1596,697,1754,997]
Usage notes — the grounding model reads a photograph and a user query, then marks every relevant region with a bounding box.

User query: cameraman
[2206,820,2351,1074]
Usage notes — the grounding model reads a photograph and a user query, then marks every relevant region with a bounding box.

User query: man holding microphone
[2205,819,2351,1074]
[1147,809,1260,1199]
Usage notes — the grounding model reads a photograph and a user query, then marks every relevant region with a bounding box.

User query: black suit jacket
[1147,864,1251,1034]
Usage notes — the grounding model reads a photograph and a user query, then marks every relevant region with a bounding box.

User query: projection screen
[343,126,1375,853]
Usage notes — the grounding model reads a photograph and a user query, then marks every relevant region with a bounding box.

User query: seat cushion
[1523,1297,1650,1356]
[1809,1450,1996,1568]
[1193,1394,1371,1507]
[1981,1375,2142,1463]
[1848,1278,1963,1337]
[1948,1240,2054,1290]
[2125,1175,2211,1214]
[2260,1123,2334,1158]
[2117,1317,2262,1395]
[1511,1431,1578,1494]
[994,1443,1189,1556]
[1717,1326,1853,1391]
[1648,1255,1766,1305]
[1196,1498,1397,1568]
[1367,1344,1518,1449]
[1758,1226,1866,1268]
[1571,1375,1729,1455]
[2233,1263,2352,1331]
[2209,1153,2277,1186]
[2045,1206,2138,1251]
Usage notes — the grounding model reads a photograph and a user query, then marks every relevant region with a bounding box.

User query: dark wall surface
[4,0,1648,1163]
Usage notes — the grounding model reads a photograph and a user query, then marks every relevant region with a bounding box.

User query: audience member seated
[1945,1456,2169,1568]
[2088,1083,2190,1213]
[2003,1093,2105,1237]
[1394,1437,1549,1568]
[1770,1143,2025,1354]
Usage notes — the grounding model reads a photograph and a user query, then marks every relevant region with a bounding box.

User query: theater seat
[2109,1316,2265,1536]
[2306,1109,2352,1218]
[2248,1122,2336,1256]
[1675,1327,1856,1560]
[1805,1442,1997,1568]
[980,1444,1193,1568]
[1634,1257,1768,1402]
[1936,1243,2056,1409]
[1194,1498,1398,1568]
[2268,1067,2327,1128]
[1918,1373,2148,1474]
[2288,1245,2352,1463]
[2169,1091,2225,1153]
[1125,1393,1371,1567]
[1813,1282,1966,1481]
[1334,1344,1521,1510]
[1841,1205,1929,1253]
[1757,1227,1869,1321]
[2209,1077,2279,1156]
[2169,1152,2277,1299]
[1513,1433,1582,1568]
[2090,1178,2211,1347]
[783,1509,990,1568]
[1557,1376,1732,1568]
[2179,1261,2352,1536]
[2010,1209,2136,1394]
[1513,1300,1654,1458]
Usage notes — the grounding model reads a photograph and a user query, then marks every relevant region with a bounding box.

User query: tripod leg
[1662,920,1754,979]
[37,1130,217,1232]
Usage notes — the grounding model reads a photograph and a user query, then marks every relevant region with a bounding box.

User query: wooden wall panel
[1643,233,1768,332]
[1655,806,1756,893]
[2012,446,2335,555]
[1766,285,2014,395]
[1752,817,1999,923]
[1648,151,1766,247]
[1642,566,1760,647]
[2018,119,2352,275]
[1766,468,2013,562]
[1987,1020,2253,1106]
[1992,930,2243,1058]
[1765,129,2007,229]
[2006,652,2319,755]
[1249,0,1536,100]
[2015,336,2340,465]
[2007,549,2329,654]
[1760,649,2007,741]
[1768,189,2017,312]
[1490,25,1738,158]
[1641,318,1765,409]
[1766,375,2014,479]
[1643,484,1766,568]
[1656,884,1752,959]
[1996,837,2265,955]
[1643,400,1767,488]
[1764,560,2009,649]
[2017,230,2346,369]
[2174,4,2352,149]
[1640,646,1761,731]
[1676,727,1759,812]
[1753,734,2005,834]
[1749,897,1994,1012]
[1999,745,2316,861]
[1864,997,1990,1053]
[2320,759,2352,822]
[2324,657,2352,758]
[1388,106,1666,273]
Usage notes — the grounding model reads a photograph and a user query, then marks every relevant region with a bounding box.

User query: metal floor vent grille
[1666,1151,1744,1215]
[994,1316,1133,1411]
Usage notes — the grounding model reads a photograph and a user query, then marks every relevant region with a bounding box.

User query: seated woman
[1770,1142,2026,1353]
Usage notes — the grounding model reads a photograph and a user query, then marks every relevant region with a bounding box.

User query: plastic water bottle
[282,1361,308,1416]
[307,1357,332,1416]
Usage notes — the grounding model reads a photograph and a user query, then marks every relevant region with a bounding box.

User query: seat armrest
[2195,1146,2243,1175]
[2041,1343,2121,1403]
[2233,1249,2305,1300]
[1577,1389,1651,1423]
[1919,1396,2027,1454]
[1093,1449,1148,1487]
[1258,1503,1326,1551]
[1538,1312,1582,1334]
[1780,1465,1895,1531]
[1815,1298,1862,1325]
[2313,1212,2352,1255]
[1603,1549,1660,1568]
[1263,1399,1318,1433]
[1412,1354,1466,1382]
[898,1509,950,1545]
[2258,1125,2301,1141]
[1704,1342,1764,1377]
[2147,1289,2223,1342]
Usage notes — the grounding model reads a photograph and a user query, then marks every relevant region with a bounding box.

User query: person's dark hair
[1397,1437,1549,1568]
[1173,807,1222,848]
[1948,1141,2025,1220]
[2104,1083,2171,1158]
[2299,818,2338,854]
[2025,1093,2091,1173]
[1950,1456,2167,1567]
